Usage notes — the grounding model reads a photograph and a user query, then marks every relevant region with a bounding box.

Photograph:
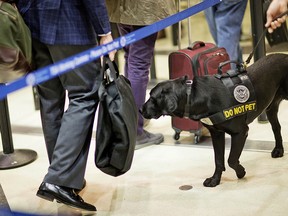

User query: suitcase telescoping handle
[217,60,244,74]
[188,41,205,50]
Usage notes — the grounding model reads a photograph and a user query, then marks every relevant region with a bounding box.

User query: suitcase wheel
[194,135,200,144]
[172,129,201,143]
[174,132,180,140]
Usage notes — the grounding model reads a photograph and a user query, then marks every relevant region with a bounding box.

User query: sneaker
[135,130,164,150]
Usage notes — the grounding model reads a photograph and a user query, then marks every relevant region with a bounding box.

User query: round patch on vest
[233,85,250,103]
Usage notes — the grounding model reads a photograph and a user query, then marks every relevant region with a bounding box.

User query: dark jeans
[205,0,248,68]
[117,24,158,135]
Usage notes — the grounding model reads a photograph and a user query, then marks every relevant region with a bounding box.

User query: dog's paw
[236,166,246,179]
[271,147,284,158]
[203,177,220,187]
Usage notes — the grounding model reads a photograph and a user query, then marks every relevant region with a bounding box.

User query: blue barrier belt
[0,0,221,100]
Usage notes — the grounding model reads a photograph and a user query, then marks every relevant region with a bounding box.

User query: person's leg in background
[117,24,164,148]
[205,0,248,69]
[204,6,217,43]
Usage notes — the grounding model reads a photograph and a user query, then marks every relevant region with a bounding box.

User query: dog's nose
[139,108,143,114]
[140,107,151,119]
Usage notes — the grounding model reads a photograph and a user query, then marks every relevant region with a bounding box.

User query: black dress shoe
[37,182,96,212]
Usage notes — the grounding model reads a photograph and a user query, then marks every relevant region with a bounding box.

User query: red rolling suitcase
[168,41,231,143]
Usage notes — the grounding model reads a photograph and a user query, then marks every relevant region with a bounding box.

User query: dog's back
[246,53,288,123]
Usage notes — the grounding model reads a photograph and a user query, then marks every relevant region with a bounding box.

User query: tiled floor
[1,3,288,216]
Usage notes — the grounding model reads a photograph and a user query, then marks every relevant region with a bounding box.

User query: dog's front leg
[228,126,249,179]
[203,128,225,187]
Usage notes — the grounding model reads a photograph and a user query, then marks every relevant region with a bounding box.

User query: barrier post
[0,85,37,169]
[250,0,268,122]
[250,0,266,61]
[0,97,13,154]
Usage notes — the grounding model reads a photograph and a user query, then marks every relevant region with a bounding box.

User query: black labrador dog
[142,53,288,187]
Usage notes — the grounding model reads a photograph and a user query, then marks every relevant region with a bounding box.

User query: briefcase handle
[188,41,205,50]
[102,56,119,83]
[218,60,245,74]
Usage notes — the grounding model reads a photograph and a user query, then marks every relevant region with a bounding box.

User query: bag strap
[102,56,119,83]
[217,60,245,75]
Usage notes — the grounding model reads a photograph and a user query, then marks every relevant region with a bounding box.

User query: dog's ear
[166,96,177,113]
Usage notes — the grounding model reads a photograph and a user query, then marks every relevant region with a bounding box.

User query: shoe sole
[135,136,164,150]
[36,190,96,212]
[137,135,164,145]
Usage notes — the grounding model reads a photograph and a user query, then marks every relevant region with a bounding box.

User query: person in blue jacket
[17,0,116,212]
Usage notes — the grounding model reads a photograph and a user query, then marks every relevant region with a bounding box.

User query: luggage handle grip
[188,41,205,50]
[218,60,242,74]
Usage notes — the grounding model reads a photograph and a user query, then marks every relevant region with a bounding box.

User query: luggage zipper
[191,46,219,76]
[204,52,228,75]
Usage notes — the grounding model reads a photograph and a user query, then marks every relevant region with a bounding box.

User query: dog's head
[142,76,188,119]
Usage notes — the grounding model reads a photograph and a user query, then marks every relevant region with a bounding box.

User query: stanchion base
[0,149,37,170]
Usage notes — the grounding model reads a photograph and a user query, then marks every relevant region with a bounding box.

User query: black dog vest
[200,69,257,125]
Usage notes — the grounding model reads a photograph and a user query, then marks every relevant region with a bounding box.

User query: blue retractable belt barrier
[0,0,221,99]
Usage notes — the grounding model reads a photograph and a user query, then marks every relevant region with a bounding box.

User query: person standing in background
[204,0,248,68]
[266,0,288,33]
[105,0,177,149]
[17,0,115,212]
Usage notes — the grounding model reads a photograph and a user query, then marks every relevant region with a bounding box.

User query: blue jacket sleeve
[83,0,111,35]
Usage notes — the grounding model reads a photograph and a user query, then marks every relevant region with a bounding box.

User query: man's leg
[34,41,101,189]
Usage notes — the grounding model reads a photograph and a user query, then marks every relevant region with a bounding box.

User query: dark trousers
[32,39,101,190]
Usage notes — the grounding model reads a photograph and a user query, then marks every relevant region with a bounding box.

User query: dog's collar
[184,80,193,118]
